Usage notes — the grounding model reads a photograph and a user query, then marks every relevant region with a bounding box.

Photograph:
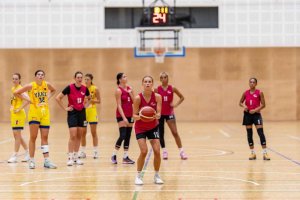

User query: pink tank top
[116,86,133,118]
[68,84,87,111]
[134,92,158,134]
[157,85,174,115]
[244,89,261,111]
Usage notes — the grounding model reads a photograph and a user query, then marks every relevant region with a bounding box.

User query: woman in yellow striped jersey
[7,73,30,163]
[79,74,101,159]
[14,70,57,169]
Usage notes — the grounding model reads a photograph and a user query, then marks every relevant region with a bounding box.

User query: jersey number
[250,100,252,106]
[77,98,82,104]
[39,97,45,103]
[163,96,168,102]
[153,132,159,138]
[128,97,131,102]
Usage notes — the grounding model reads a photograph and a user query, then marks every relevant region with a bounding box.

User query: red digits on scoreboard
[152,13,167,24]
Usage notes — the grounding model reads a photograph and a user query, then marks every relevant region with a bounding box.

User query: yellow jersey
[29,81,49,107]
[88,85,97,108]
[11,85,23,109]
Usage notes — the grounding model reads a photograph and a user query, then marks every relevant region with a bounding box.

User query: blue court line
[268,147,300,166]
[132,148,153,200]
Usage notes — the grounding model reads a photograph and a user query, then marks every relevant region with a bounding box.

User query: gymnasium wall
[0,47,299,122]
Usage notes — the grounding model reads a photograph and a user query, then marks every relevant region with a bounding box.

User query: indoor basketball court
[0,0,299,200]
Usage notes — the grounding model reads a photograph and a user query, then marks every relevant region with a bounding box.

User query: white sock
[112,150,118,156]
[44,157,50,162]
[251,149,255,154]
[93,146,98,152]
[155,171,159,176]
[123,151,128,158]
[68,153,73,160]
[137,171,142,178]
[80,146,86,152]
[179,148,183,153]
[262,148,267,154]
[162,148,167,152]
[73,152,78,160]
[12,152,17,156]
[30,158,35,162]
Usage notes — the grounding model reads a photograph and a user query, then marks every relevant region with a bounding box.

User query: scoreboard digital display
[151,6,169,25]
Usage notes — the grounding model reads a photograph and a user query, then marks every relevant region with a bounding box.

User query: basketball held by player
[14,69,57,169]
[133,75,163,185]
[155,72,187,160]
[7,73,30,163]
[111,73,135,164]
[56,71,91,166]
[239,78,270,161]
[79,74,100,159]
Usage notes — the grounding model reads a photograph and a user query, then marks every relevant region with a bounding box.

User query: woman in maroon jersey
[239,77,270,161]
[56,71,91,166]
[111,73,135,164]
[133,75,163,185]
[155,72,187,160]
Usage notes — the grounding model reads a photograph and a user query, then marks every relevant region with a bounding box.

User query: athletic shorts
[136,126,160,140]
[160,114,176,122]
[28,105,50,128]
[10,109,26,130]
[243,111,263,126]
[68,109,87,128]
[86,107,98,124]
[116,117,134,123]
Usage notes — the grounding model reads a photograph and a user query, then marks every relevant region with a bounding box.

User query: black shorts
[116,117,134,123]
[160,115,176,121]
[68,109,87,128]
[136,126,160,140]
[242,112,263,126]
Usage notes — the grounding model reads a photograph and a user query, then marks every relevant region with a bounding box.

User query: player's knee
[140,149,148,157]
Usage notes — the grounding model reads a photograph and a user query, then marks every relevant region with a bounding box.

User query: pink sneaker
[162,151,168,160]
[180,151,188,160]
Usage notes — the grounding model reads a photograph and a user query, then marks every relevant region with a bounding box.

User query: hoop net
[153,47,166,63]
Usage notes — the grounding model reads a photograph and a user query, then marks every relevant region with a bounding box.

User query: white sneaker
[135,175,143,185]
[44,160,57,169]
[74,159,84,165]
[78,151,86,159]
[67,159,74,166]
[21,153,30,162]
[93,151,99,159]
[154,174,164,184]
[29,160,35,169]
[7,155,17,163]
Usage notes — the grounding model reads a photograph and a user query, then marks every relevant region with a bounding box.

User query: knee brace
[124,127,133,149]
[247,128,254,146]
[115,127,126,148]
[257,128,266,146]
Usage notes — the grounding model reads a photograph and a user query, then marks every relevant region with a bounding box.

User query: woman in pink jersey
[56,71,91,166]
[155,72,187,160]
[111,73,135,164]
[239,78,270,161]
[133,75,163,185]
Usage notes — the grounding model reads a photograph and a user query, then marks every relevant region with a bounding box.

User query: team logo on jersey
[253,94,258,98]
[81,92,85,95]
[167,91,172,94]
[150,102,156,107]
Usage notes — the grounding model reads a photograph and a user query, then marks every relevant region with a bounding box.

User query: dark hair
[142,75,154,83]
[249,77,257,83]
[74,71,83,78]
[85,73,94,85]
[116,72,124,85]
[13,73,21,84]
[35,70,45,76]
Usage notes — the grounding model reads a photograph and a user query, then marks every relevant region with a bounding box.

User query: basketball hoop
[153,47,166,63]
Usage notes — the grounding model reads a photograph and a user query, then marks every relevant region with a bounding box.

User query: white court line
[19,174,259,186]
[288,135,300,141]
[219,129,231,138]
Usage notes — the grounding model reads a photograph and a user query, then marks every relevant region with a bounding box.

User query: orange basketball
[140,106,156,122]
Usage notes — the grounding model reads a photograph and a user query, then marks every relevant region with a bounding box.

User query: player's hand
[13,108,20,113]
[123,118,129,126]
[243,106,248,112]
[154,113,161,119]
[249,109,256,114]
[65,106,74,111]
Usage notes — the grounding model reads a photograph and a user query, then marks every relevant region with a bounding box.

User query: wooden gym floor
[0,121,300,200]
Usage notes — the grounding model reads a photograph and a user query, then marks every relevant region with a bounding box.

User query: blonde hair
[159,72,169,78]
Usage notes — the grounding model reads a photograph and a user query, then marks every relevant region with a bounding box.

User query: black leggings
[159,117,166,148]
[115,127,133,150]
